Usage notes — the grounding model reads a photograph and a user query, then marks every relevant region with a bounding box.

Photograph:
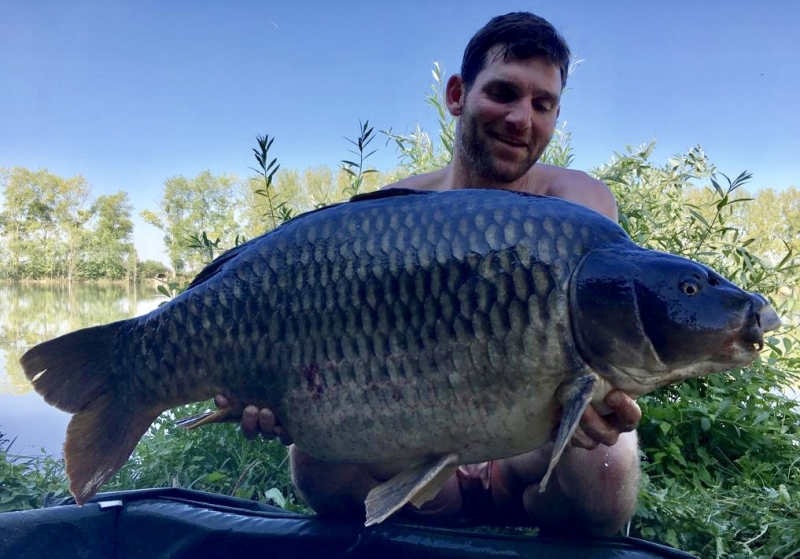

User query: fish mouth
[710,297,780,367]
[606,297,782,396]
[736,295,781,353]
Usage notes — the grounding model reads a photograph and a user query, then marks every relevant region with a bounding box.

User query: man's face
[455,50,562,184]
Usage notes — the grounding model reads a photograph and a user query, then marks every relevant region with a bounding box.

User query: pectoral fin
[364,453,459,526]
[539,374,598,493]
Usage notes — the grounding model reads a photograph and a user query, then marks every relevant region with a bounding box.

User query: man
[217,12,641,536]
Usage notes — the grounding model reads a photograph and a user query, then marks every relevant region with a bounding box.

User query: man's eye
[489,87,516,102]
[534,102,553,113]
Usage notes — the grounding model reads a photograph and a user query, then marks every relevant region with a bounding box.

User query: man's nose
[505,100,532,130]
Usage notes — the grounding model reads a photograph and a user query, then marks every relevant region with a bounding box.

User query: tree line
[3,153,798,282]
[0,167,154,282]
[139,163,394,275]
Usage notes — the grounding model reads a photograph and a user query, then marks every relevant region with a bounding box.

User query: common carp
[21,188,780,525]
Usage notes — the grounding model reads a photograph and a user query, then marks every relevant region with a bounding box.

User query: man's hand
[213,395,293,445]
[570,389,642,449]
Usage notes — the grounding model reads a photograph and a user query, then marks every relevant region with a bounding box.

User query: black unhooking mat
[0,488,697,558]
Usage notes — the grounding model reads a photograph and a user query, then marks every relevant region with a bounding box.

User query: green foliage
[137,259,171,279]
[155,278,191,301]
[594,142,800,558]
[0,167,128,281]
[302,166,345,209]
[341,120,378,197]
[0,431,69,511]
[383,61,455,174]
[102,403,305,511]
[141,171,243,274]
[539,121,575,168]
[730,185,800,262]
[635,363,800,558]
[184,230,248,265]
[0,413,306,514]
[78,192,136,281]
[250,134,293,230]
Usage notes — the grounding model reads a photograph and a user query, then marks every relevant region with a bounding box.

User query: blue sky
[2,1,798,264]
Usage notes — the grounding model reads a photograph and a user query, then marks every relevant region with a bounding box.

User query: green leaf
[264,487,287,508]
[752,411,770,425]
[688,208,710,227]
[202,472,226,483]
[157,284,172,298]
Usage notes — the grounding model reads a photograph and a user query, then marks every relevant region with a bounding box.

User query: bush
[104,403,304,511]
[0,431,69,511]
[594,143,800,558]
[137,259,171,279]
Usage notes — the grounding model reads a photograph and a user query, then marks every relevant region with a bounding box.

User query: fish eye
[680,280,701,296]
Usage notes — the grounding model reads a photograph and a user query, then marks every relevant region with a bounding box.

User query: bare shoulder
[531,164,618,222]
[382,168,449,192]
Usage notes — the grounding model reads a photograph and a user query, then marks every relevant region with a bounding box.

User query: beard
[456,106,547,185]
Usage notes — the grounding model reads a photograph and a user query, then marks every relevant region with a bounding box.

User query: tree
[141,171,244,274]
[137,259,170,279]
[0,167,90,280]
[55,174,92,282]
[729,186,800,261]
[302,166,336,209]
[79,192,135,280]
[0,167,55,279]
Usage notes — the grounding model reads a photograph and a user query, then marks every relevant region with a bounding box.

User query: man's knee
[289,446,372,518]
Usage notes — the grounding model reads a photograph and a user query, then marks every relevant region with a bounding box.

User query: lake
[0,282,166,457]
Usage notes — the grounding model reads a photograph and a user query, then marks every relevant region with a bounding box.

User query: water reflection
[0,282,165,455]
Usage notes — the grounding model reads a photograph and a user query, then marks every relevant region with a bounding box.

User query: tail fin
[20,321,126,413]
[20,321,163,504]
[65,392,161,503]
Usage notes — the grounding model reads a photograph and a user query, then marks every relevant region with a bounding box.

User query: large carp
[21,188,780,525]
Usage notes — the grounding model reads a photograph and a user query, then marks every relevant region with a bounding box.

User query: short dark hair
[460,12,571,91]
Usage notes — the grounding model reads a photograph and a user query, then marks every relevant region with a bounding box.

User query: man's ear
[446,75,465,116]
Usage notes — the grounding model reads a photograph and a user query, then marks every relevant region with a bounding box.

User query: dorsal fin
[349,187,433,203]
[185,188,434,290]
[185,239,255,290]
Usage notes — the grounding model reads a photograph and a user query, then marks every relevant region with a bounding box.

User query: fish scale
[20,187,780,524]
